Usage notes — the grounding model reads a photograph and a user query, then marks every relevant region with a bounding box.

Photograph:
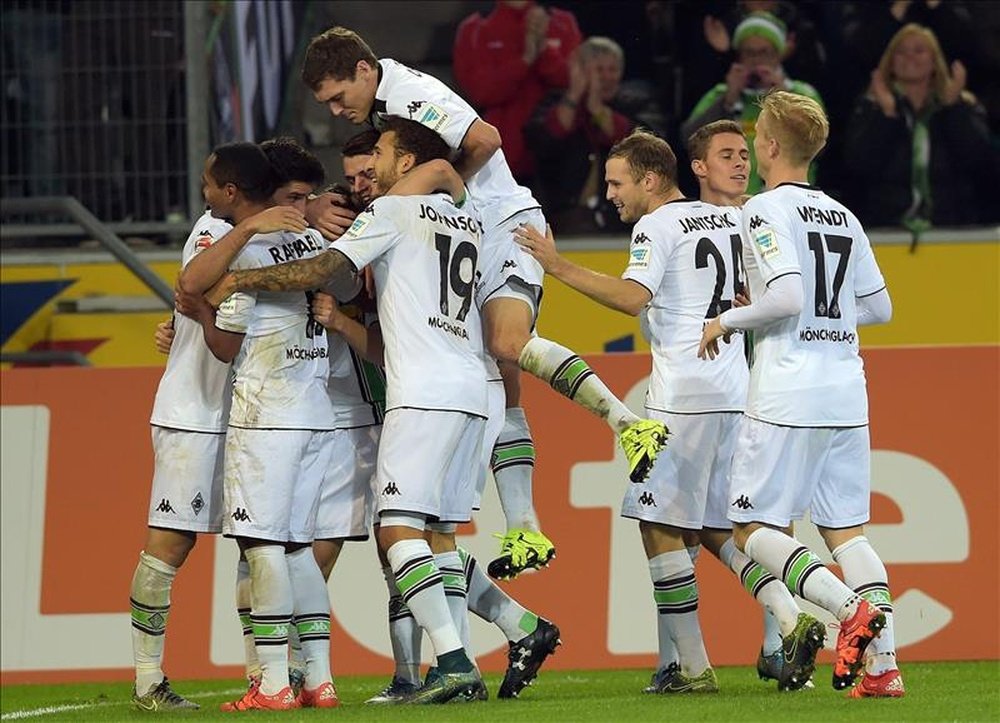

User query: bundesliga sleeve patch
[753,228,780,260]
[627,246,650,269]
[345,213,372,239]
[406,100,449,133]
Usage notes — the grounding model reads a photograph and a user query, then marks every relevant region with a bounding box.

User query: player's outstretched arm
[455,119,501,180]
[311,292,385,366]
[178,207,307,295]
[389,159,466,205]
[515,223,651,315]
[206,249,357,308]
[174,288,243,363]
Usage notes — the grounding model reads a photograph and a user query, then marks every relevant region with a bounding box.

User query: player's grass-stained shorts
[222,427,333,543]
[314,424,380,540]
[148,426,225,533]
[478,207,545,318]
[728,416,871,528]
[375,408,485,524]
[473,380,507,508]
[621,410,741,529]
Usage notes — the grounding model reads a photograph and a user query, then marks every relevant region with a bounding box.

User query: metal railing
[1,196,173,306]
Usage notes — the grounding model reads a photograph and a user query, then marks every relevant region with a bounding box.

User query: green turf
[2,663,998,721]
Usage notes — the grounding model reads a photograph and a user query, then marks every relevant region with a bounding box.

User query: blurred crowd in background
[3,0,999,246]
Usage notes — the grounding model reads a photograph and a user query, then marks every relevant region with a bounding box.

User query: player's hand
[205,272,237,309]
[942,59,967,106]
[246,205,307,235]
[310,291,344,332]
[174,288,212,322]
[869,69,897,116]
[154,318,175,355]
[306,192,357,241]
[698,316,729,360]
[724,63,750,105]
[733,288,750,308]
[514,223,563,275]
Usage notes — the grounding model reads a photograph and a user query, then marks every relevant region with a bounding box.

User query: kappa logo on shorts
[502,259,518,271]
[638,491,657,507]
[731,495,754,510]
[190,492,205,516]
[231,507,251,522]
[155,498,176,514]
[382,481,400,496]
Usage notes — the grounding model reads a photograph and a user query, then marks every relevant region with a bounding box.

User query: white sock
[236,559,260,681]
[518,336,639,433]
[460,548,537,642]
[386,539,464,658]
[687,545,701,564]
[649,550,710,676]
[744,528,859,621]
[245,545,293,696]
[492,408,540,532]
[832,535,897,673]
[287,547,332,690]
[130,551,176,695]
[720,537,802,638]
[382,565,421,684]
[435,550,473,659]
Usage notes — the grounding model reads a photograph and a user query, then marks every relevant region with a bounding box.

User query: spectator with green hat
[681,11,824,194]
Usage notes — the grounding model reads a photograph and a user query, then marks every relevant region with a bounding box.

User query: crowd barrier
[2,348,997,684]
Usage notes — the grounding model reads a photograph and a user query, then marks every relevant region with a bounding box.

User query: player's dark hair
[302,26,378,89]
[209,142,278,203]
[381,116,451,166]
[260,137,325,189]
[686,120,745,162]
[609,129,678,190]
[342,129,380,159]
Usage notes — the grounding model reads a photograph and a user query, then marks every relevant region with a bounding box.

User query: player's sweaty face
[343,153,375,206]
[314,72,373,124]
[201,156,231,219]
[704,133,749,198]
[604,156,644,223]
[272,180,315,215]
[368,131,404,197]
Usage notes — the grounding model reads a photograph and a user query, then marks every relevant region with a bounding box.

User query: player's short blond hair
[758,90,828,166]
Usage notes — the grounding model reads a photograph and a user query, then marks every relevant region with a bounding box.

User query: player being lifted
[699,90,903,698]
[299,27,669,577]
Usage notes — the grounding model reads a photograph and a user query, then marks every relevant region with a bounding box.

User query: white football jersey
[741,183,886,427]
[150,211,234,433]
[335,193,488,417]
[371,59,538,230]
[216,228,335,430]
[326,305,386,428]
[623,199,749,413]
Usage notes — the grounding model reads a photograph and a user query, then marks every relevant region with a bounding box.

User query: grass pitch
[2,662,998,721]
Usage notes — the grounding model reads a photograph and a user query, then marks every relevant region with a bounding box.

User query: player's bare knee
[731,523,754,552]
[817,524,865,552]
[145,528,196,568]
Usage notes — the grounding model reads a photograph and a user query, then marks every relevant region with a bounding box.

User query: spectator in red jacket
[453,1,581,183]
[526,36,666,233]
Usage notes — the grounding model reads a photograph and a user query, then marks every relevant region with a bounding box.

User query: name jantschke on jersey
[334,193,488,418]
[150,211,234,433]
[623,199,749,413]
[215,228,335,430]
[741,183,886,427]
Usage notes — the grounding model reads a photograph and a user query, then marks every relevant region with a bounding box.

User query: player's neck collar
[773,181,819,191]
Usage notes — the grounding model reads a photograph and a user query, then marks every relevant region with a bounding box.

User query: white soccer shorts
[314,425,380,540]
[621,410,741,529]
[477,207,545,316]
[473,379,507,508]
[148,426,225,534]
[222,427,333,543]
[727,416,871,528]
[374,408,485,524]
